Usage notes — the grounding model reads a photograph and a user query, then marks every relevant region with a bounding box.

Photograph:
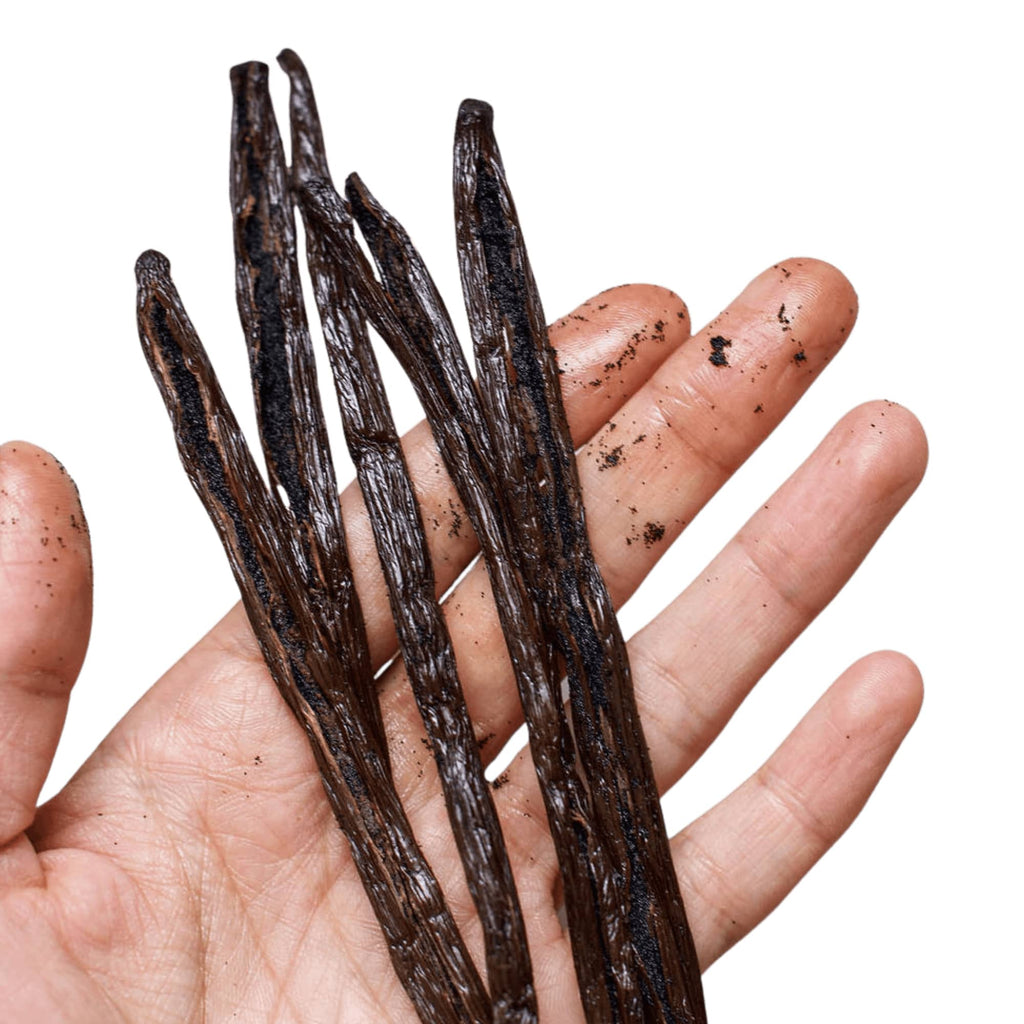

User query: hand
[0,261,925,1022]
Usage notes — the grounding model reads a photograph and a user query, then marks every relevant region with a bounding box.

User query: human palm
[0,263,925,1022]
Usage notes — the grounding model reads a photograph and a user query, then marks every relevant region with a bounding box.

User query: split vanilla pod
[135,50,707,1024]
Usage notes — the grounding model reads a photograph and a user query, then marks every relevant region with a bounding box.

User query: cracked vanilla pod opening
[138,50,708,1024]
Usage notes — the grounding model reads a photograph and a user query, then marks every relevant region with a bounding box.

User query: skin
[0,259,926,1022]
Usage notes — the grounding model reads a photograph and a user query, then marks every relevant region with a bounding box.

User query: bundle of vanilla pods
[136,51,706,1024]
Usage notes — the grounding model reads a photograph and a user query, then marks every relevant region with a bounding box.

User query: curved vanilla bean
[453,102,706,1024]
[279,56,536,1021]
[306,207,537,1024]
[308,177,621,1020]
[229,62,387,768]
[311,180,515,578]
[136,251,490,1024]
[276,49,331,186]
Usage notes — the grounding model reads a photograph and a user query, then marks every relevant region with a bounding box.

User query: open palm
[0,262,925,1022]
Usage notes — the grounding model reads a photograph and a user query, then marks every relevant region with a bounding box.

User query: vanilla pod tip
[229,61,269,86]
[344,172,375,208]
[457,98,494,127]
[135,249,171,281]
[276,48,303,72]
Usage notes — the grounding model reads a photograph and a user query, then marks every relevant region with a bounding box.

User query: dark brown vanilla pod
[229,62,388,770]
[454,102,707,1023]
[280,61,536,1019]
[301,198,536,1024]
[313,178,512,574]
[327,179,624,1020]
[276,49,332,186]
[136,251,491,1024]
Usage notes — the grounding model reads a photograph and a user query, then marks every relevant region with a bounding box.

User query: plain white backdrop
[2,1,1019,1019]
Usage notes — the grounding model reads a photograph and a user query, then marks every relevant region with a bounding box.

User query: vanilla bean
[454,103,706,1024]
[310,176,623,1019]
[276,50,331,186]
[308,209,536,1024]
[280,53,536,1022]
[229,61,387,768]
[136,251,490,1024]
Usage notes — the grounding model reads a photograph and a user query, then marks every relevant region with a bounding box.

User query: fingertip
[831,401,929,506]
[845,649,924,728]
[561,283,690,333]
[599,283,691,339]
[0,439,92,678]
[2,439,54,462]
[744,257,858,348]
[0,443,92,839]
[0,440,91,556]
[875,399,929,485]
[552,283,692,443]
[827,651,924,763]
[765,256,857,311]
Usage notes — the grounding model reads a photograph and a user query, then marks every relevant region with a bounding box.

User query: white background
[2,1,1019,1019]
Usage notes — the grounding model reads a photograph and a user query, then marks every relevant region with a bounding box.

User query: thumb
[0,442,92,843]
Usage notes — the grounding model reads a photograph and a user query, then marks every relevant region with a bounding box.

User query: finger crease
[735,531,820,623]
[674,827,747,941]
[754,761,833,852]
[646,377,737,481]
[630,640,716,779]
